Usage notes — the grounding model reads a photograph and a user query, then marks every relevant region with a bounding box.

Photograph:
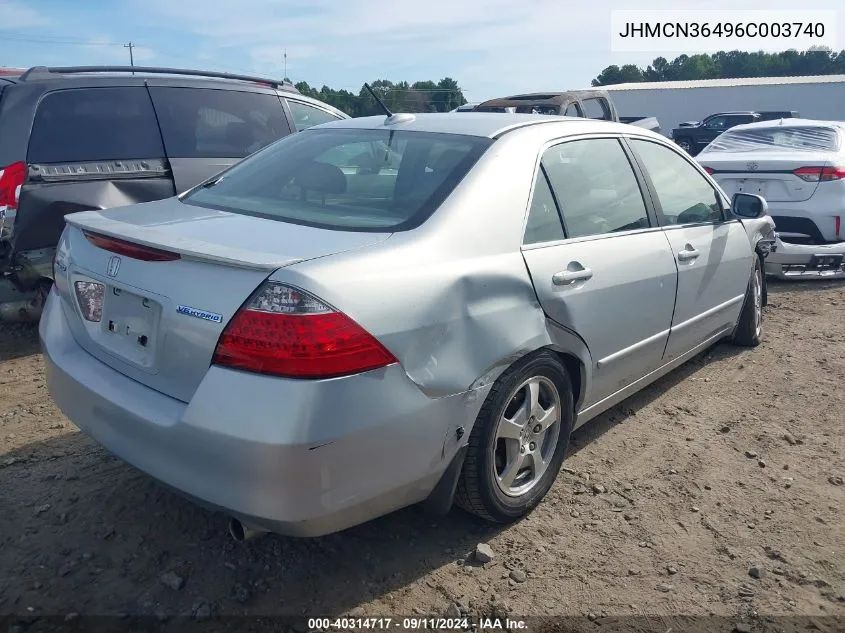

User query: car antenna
[363,83,415,125]
[364,83,393,117]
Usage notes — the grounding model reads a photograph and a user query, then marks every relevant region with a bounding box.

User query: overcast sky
[1,0,842,101]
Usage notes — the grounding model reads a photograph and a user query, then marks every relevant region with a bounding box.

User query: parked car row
[39,108,777,538]
[0,66,349,321]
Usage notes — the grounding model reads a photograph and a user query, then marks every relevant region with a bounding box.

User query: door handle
[553,267,593,286]
[677,247,700,262]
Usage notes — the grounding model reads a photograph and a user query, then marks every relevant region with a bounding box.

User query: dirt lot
[0,281,843,630]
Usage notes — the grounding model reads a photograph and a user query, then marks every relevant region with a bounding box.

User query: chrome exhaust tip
[228,517,267,542]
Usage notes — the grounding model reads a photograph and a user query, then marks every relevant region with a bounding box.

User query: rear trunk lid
[57,197,391,402]
[698,151,833,203]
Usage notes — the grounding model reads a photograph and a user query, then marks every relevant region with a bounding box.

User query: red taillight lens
[702,166,715,175]
[212,282,397,379]
[82,230,181,262]
[0,161,25,209]
[793,166,845,182]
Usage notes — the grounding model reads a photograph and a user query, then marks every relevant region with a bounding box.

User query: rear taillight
[212,282,397,379]
[0,161,25,210]
[82,230,181,262]
[702,166,715,175]
[793,166,845,182]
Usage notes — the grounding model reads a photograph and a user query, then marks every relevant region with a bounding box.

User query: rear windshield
[28,87,164,163]
[182,128,492,232]
[149,87,290,159]
[706,126,840,153]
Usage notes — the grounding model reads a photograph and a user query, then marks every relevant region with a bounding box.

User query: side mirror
[732,192,768,219]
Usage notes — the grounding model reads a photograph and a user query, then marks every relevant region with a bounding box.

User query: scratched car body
[41,112,775,538]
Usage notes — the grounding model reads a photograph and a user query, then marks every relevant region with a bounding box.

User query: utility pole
[124,42,135,74]
[284,49,287,81]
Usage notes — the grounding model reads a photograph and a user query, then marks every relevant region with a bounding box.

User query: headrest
[294,161,347,194]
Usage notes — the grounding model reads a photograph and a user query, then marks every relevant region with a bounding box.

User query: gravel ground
[0,281,843,631]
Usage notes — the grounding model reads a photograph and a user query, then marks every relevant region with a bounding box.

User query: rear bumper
[40,290,483,536]
[765,237,845,280]
[766,205,841,243]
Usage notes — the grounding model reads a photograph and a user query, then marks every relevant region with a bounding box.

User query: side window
[581,98,610,120]
[149,87,289,159]
[704,115,729,130]
[523,170,565,245]
[733,115,755,126]
[542,138,650,239]
[630,139,723,226]
[28,88,164,163]
[563,103,581,117]
[286,100,342,132]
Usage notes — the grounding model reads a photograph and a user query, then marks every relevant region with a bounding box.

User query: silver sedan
[41,112,776,538]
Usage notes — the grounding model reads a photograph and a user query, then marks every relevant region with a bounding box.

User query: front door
[628,138,753,361]
[520,137,679,407]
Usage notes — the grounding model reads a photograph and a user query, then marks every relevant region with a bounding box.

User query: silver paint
[41,113,769,536]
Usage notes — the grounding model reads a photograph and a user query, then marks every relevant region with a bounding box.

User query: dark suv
[0,66,348,322]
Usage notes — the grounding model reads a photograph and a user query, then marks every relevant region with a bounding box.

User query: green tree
[288,77,468,117]
[592,49,845,85]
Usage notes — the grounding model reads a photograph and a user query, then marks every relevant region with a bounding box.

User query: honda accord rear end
[40,120,498,536]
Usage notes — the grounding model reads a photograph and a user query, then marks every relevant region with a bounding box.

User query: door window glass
[542,138,650,238]
[286,100,342,131]
[149,87,289,158]
[523,170,565,244]
[630,139,723,225]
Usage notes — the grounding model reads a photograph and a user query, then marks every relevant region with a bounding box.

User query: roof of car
[309,112,627,138]
[0,65,349,120]
[726,118,845,131]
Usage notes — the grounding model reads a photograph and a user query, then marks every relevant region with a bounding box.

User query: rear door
[521,136,678,407]
[148,87,292,192]
[628,138,752,361]
[14,86,175,255]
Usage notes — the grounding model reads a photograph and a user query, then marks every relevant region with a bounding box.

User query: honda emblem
[106,255,121,278]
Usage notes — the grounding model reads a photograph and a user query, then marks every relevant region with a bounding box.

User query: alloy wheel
[492,376,562,497]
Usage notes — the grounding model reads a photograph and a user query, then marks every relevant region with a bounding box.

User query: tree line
[290,77,467,116]
[592,48,845,86]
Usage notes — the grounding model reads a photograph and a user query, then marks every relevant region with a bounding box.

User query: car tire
[455,350,574,523]
[732,255,764,347]
[676,137,693,154]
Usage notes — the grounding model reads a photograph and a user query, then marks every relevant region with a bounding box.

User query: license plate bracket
[809,253,845,271]
[98,286,161,368]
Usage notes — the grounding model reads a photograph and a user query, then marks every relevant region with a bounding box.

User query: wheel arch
[542,319,592,415]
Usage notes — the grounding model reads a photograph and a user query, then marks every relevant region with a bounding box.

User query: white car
[698,119,845,279]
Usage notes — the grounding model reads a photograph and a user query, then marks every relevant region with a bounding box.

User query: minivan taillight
[212,282,397,379]
[0,161,25,210]
[793,166,845,182]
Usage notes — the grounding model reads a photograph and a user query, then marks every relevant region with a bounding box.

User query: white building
[600,75,845,136]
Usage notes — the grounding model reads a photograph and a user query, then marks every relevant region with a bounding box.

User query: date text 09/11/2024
[307,617,528,630]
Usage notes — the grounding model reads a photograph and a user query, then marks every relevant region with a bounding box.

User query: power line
[0,33,126,46]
